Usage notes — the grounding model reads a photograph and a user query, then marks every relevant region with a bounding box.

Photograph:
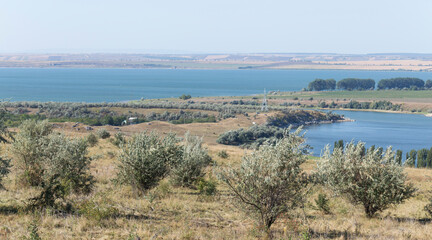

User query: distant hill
[1,53,432,71]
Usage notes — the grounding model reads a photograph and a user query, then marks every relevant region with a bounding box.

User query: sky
[1,0,432,54]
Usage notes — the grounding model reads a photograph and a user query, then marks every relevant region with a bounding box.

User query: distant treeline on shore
[307,77,432,91]
[333,139,432,169]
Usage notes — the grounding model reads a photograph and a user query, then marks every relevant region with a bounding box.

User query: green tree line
[307,77,432,91]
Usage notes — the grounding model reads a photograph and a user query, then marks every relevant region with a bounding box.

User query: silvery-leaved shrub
[170,132,212,188]
[112,132,126,147]
[115,131,182,195]
[96,128,110,139]
[12,120,94,194]
[317,142,416,218]
[42,134,94,194]
[86,133,98,147]
[218,127,309,233]
[11,120,53,186]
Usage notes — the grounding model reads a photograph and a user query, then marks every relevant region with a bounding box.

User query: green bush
[12,120,94,193]
[77,198,120,222]
[86,133,98,147]
[170,132,212,188]
[43,134,94,194]
[217,150,229,159]
[424,199,432,218]
[318,142,417,218]
[27,174,72,211]
[314,193,331,214]
[147,180,173,200]
[217,125,285,148]
[179,94,192,100]
[112,132,126,147]
[96,128,111,139]
[218,127,309,233]
[197,178,217,196]
[11,120,53,186]
[115,132,182,195]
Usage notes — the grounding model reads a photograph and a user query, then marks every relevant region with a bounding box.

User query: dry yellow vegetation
[1,118,432,239]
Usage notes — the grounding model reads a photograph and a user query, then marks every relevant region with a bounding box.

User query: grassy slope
[1,120,432,239]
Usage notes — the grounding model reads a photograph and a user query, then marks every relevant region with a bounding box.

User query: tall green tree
[377,77,424,90]
[337,78,375,90]
[425,80,432,89]
[308,79,336,91]
[334,139,344,151]
[395,150,403,165]
[417,149,429,168]
[405,150,417,167]
[427,148,432,168]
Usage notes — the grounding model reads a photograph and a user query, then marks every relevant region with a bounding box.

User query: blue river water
[304,110,432,156]
[0,68,431,102]
[1,68,431,156]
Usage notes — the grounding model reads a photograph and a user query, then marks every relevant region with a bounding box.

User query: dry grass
[1,120,432,239]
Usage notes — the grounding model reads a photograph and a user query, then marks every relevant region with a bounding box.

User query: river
[305,110,432,157]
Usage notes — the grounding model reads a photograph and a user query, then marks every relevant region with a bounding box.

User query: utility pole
[261,88,268,112]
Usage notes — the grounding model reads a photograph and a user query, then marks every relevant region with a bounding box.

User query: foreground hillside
[1,117,432,239]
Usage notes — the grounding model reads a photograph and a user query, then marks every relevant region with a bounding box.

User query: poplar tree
[427,148,432,168]
[395,150,403,165]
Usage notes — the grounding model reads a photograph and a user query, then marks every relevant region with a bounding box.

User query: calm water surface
[305,110,432,156]
[1,68,431,155]
[1,68,432,102]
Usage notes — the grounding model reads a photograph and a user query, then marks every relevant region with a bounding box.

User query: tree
[307,79,336,91]
[417,148,429,168]
[395,150,403,165]
[218,128,309,234]
[337,78,375,90]
[115,132,182,194]
[425,80,432,89]
[318,142,416,218]
[179,94,192,100]
[408,150,417,167]
[334,139,344,151]
[377,78,425,90]
[427,148,432,168]
[170,132,212,187]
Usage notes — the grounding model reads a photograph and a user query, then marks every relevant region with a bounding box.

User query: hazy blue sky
[1,0,431,54]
